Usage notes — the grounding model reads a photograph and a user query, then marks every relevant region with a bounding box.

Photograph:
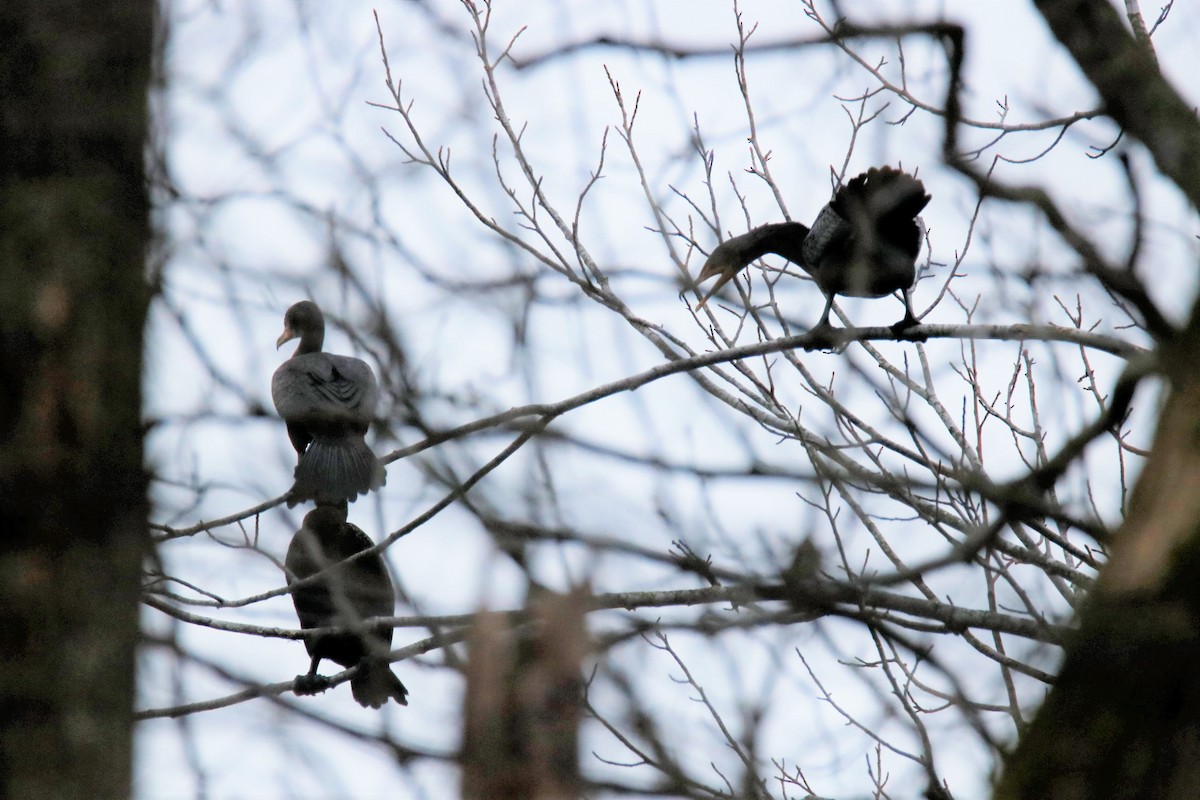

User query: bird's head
[276,300,325,352]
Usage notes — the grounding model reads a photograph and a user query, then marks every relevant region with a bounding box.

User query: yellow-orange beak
[275,326,296,349]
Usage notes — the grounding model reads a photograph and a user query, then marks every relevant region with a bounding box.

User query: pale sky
[139,1,1200,797]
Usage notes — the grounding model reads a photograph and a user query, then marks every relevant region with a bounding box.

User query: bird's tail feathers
[290,435,386,505]
[840,167,929,224]
[351,658,409,709]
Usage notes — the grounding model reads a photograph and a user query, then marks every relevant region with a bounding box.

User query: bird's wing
[342,523,396,627]
[804,167,930,297]
[272,353,378,423]
[286,523,394,630]
[800,204,851,269]
[304,354,375,409]
[285,528,339,629]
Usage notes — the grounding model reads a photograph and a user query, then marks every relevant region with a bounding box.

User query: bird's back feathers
[272,352,378,432]
[273,335,385,504]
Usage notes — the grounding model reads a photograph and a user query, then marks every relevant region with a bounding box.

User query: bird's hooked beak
[694,253,736,309]
[276,326,296,349]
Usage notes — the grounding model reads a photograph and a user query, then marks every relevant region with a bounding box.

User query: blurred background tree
[0,2,152,798]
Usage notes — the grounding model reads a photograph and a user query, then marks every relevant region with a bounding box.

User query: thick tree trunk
[0,2,153,798]
[998,2,1200,797]
[997,360,1200,799]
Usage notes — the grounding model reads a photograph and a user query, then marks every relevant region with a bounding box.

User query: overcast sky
[138,1,1200,797]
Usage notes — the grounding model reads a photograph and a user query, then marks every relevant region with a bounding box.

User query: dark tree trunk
[998,339,1200,800]
[0,2,153,797]
[998,2,1200,797]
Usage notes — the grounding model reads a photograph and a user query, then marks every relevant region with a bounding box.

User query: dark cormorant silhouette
[286,504,408,708]
[272,301,385,505]
[695,166,930,333]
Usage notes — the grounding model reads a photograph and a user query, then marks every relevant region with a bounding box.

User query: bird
[694,166,930,333]
[272,300,386,505]
[285,504,409,708]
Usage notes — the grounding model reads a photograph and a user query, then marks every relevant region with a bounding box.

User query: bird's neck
[294,333,324,356]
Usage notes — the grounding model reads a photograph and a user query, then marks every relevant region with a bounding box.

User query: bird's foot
[284,487,303,509]
[889,313,927,341]
[803,321,845,352]
[293,673,331,696]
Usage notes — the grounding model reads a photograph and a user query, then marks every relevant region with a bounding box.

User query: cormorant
[695,166,930,333]
[272,301,386,505]
[286,504,409,708]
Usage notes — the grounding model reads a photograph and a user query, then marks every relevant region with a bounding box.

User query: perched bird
[272,301,386,505]
[695,166,930,332]
[286,504,409,708]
